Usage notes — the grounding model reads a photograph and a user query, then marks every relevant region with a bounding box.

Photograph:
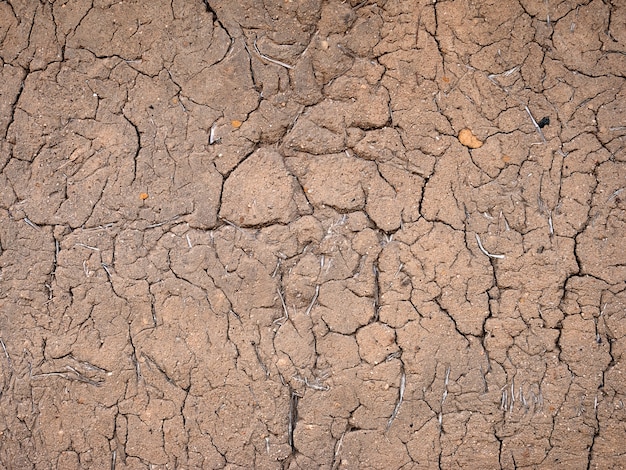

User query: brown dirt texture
[1,0,625,469]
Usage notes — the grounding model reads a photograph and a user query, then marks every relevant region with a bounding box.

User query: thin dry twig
[475,234,505,259]
[0,338,11,369]
[525,105,547,143]
[65,365,104,386]
[304,285,320,316]
[23,217,41,231]
[487,65,520,84]
[75,243,99,251]
[442,366,450,405]
[145,215,182,229]
[293,374,330,391]
[277,288,289,318]
[69,355,108,373]
[272,257,282,278]
[85,222,115,231]
[607,188,623,203]
[274,288,290,325]
[253,39,293,69]
[31,366,103,387]
[101,263,113,278]
[387,371,406,429]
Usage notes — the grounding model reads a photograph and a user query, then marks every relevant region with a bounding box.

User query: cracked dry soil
[0,0,625,469]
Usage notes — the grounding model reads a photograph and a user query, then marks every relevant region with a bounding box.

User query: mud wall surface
[0,0,625,468]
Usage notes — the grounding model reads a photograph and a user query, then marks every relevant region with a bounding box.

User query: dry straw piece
[458,128,483,149]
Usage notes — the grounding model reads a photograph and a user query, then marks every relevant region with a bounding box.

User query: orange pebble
[139,192,149,200]
[231,120,242,128]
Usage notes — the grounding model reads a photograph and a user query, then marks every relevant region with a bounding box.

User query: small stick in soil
[75,243,100,251]
[65,365,103,386]
[87,222,115,231]
[548,211,554,236]
[111,450,116,470]
[607,188,623,203]
[331,433,346,470]
[475,234,505,259]
[488,65,520,83]
[499,210,510,231]
[253,39,293,69]
[132,354,142,381]
[45,283,53,300]
[0,338,11,369]
[386,351,401,362]
[31,369,102,386]
[69,355,108,373]
[31,371,67,380]
[394,263,404,278]
[220,217,251,237]
[185,233,193,249]
[334,431,345,461]
[387,370,406,429]
[503,65,520,77]
[271,257,282,278]
[23,217,41,231]
[145,215,182,229]
[304,285,320,316]
[277,288,289,318]
[525,105,547,143]
[101,263,113,279]
[441,365,450,405]
[274,289,289,325]
[373,263,380,301]
[296,375,329,391]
